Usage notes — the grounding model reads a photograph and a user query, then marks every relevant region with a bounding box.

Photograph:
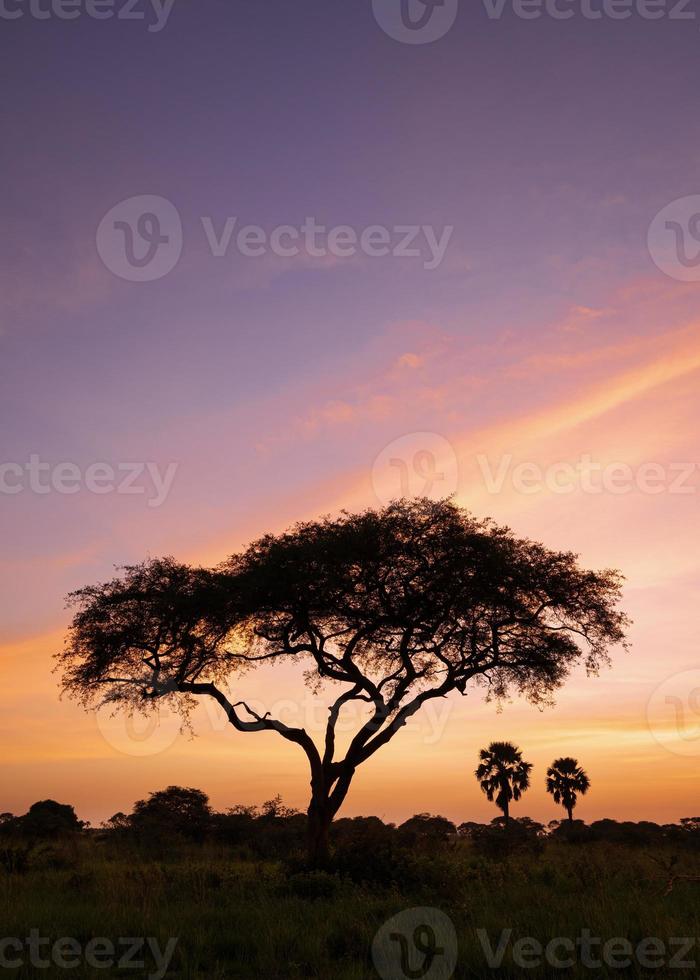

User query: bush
[130,786,213,843]
[0,843,32,874]
[397,813,457,848]
[285,870,341,900]
[14,800,84,840]
[470,817,546,859]
[548,819,592,843]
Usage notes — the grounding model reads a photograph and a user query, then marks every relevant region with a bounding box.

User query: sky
[2,0,700,827]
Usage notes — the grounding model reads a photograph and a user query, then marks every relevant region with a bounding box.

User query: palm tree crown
[546,757,590,822]
[475,741,532,825]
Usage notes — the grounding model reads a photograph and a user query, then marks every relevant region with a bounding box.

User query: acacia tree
[57,498,628,865]
[475,741,532,826]
[546,757,590,823]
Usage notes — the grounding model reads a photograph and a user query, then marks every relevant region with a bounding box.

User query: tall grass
[1,838,700,977]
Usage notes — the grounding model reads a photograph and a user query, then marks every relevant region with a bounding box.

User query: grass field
[2,836,700,978]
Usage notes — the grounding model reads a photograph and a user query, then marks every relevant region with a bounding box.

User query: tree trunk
[566,805,574,824]
[305,762,355,867]
[502,801,510,828]
[307,796,333,868]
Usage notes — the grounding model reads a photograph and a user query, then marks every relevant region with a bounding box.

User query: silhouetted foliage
[329,819,461,895]
[475,741,532,825]
[101,811,131,835]
[470,816,546,859]
[7,784,700,889]
[680,817,700,836]
[57,498,629,864]
[211,796,306,857]
[0,844,32,874]
[546,757,590,822]
[3,800,85,840]
[548,818,591,843]
[397,813,457,848]
[129,786,213,843]
[588,819,665,847]
[210,804,259,846]
[331,815,393,849]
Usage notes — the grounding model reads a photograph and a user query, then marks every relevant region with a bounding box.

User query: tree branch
[178,681,323,778]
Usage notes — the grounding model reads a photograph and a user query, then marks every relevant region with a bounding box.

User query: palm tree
[475,741,532,826]
[546,757,590,823]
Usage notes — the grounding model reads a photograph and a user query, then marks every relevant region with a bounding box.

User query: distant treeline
[2,787,700,859]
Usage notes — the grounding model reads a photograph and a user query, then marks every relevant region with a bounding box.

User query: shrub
[285,870,341,900]
[397,813,457,848]
[470,817,546,859]
[25,801,84,838]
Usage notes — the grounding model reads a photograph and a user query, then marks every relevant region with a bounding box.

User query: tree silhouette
[475,741,532,825]
[130,786,213,842]
[3,800,85,839]
[56,498,628,865]
[546,757,590,823]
